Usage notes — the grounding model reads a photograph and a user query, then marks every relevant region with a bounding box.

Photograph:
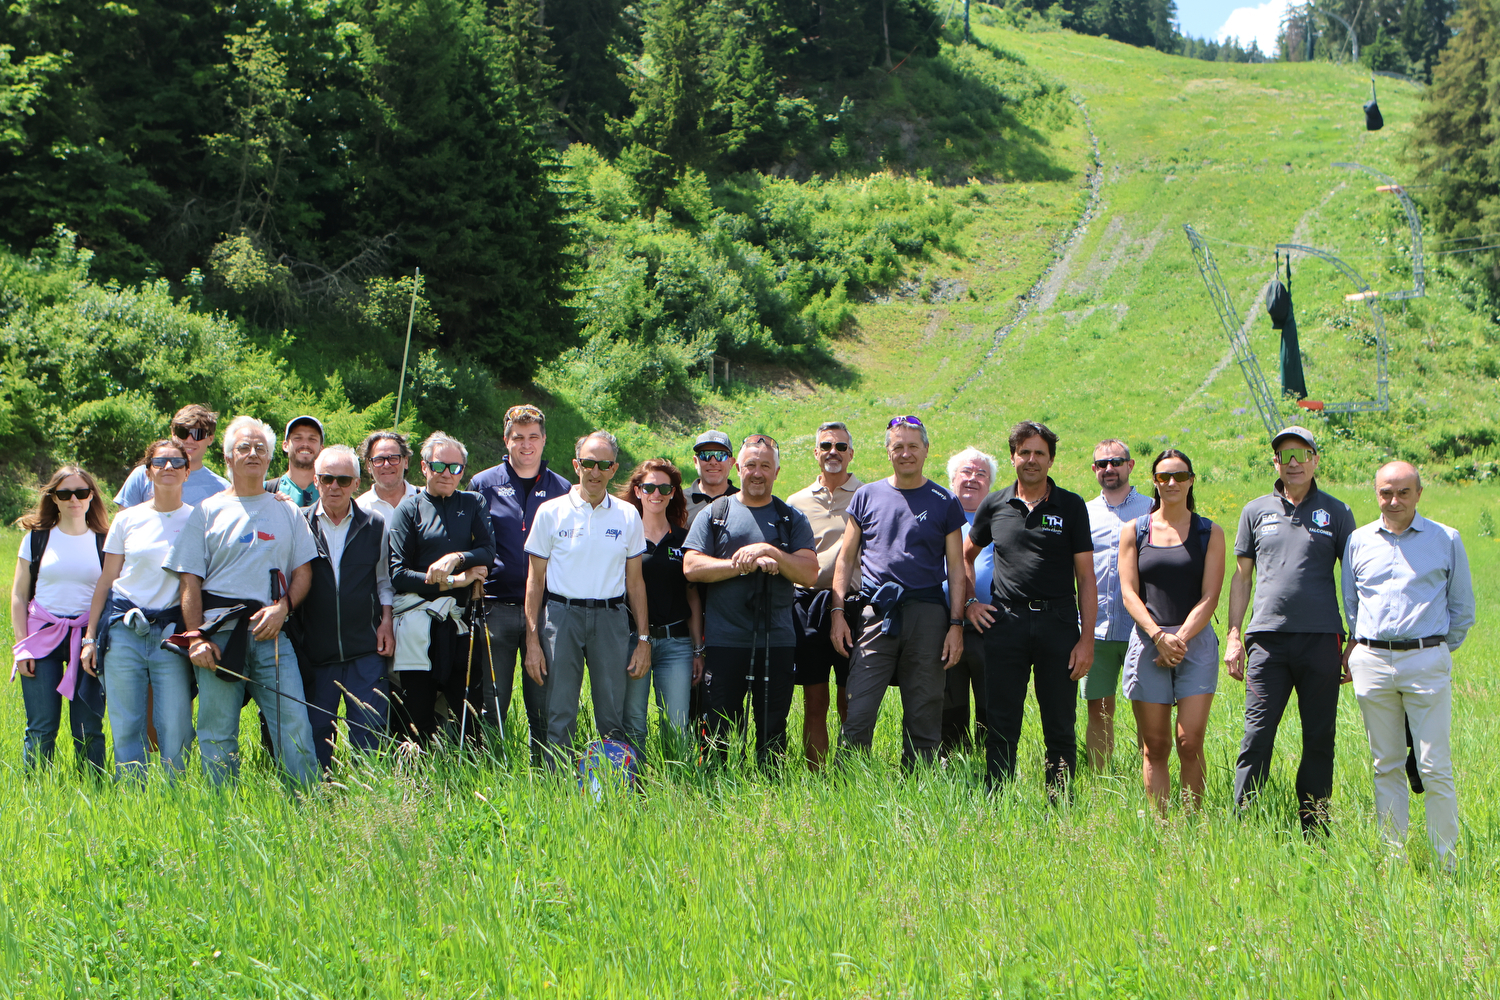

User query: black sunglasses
[427,461,465,476]
[638,482,674,495]
[1093,458,1128,469]
[149,456,188,470]
[818,441,850,452]
[1153,471,1194,485]
[173,425,212,441]
[577,459,615,470]
[52,488,93,501]
[317,474,356,487]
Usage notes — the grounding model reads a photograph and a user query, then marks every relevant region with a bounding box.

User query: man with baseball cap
[1226,424,1355,833]
[684,430,739,526]
[266,416,325,508]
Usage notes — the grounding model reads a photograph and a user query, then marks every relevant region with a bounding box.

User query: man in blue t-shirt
[115,403,230,508]
[831,416,968,768]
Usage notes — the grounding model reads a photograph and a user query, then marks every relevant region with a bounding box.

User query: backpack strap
[26,529,47,605]
[708,496,732,559]
[95,530,105,565]
[769,495,795,552]
[709,494,796,556]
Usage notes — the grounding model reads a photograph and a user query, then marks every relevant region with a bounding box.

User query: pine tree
[621,0,710,213]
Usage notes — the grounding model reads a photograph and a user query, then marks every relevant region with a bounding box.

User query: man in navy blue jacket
[469,404,572,762]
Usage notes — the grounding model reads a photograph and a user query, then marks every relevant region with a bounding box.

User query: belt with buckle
[1356,635,1445,651]
[1001,598,1066,612]
[548,594,625,610]
[647,621,692,639]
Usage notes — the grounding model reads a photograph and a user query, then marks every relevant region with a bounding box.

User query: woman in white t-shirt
[82,440,198,779]
[9,466,110,772]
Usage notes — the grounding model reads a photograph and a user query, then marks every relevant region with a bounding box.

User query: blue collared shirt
[1086,487,1154,641]
[1342,513,1476,651]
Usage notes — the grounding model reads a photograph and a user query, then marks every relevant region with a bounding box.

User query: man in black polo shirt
[684,430,739,526]
[965,420,1095,793]
[1226,425,1355,832]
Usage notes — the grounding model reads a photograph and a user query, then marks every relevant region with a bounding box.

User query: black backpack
[27,528,106,604]
[707,494,795,557]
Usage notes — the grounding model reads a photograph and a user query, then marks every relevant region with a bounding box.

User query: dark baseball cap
[693,430,732,452]
[1271,424,1317,452]
[285,415,325,440]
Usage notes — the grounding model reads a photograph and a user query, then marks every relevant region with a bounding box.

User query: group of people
[8,403,1475,860]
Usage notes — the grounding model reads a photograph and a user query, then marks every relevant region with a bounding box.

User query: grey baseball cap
[285,415,325,440]
[693,430,732,452]
[1272,424,1317,452]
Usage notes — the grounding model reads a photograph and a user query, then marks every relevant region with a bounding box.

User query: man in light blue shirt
[1082,438,1153,770]
[942,447,998,756]
[1342,461,1475,862]
[115,404,229,507]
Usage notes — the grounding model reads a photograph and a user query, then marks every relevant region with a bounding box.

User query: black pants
[393,617,486,749]
[983,604,1080,790]
[702,645,796,765]
[1233,631,1342,830]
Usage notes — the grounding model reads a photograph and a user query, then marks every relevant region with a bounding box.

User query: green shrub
[62,392,163,487]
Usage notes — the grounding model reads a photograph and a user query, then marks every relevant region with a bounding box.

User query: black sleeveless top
[1136,513,1210,628]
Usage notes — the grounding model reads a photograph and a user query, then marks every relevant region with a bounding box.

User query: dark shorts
[792,588,852,687]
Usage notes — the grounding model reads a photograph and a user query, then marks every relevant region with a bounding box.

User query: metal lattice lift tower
[1275,242,1391,413]
[1333,161,1426,300]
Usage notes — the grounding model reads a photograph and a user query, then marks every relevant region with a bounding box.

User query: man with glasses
[166,416,319,785]
[295,445,395,771]
[942,446,999,757]
[356,430,419,520]
[523,431,651,765]
[685,430,739,526]
[115,404,229,507]
[1083,439,1152,770]
[387,432,495,746]
[266,416,324,508]
[685,435,818,766]
[832,416,967,769]
[787,421,863,769]
[1226,425,1355,832]
[965,420,1095,795]
[470,404,571,761]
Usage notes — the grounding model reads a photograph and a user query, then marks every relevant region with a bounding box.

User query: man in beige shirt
[787,420,863,770]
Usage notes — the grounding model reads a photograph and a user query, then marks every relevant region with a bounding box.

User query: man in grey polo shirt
[1225,425,1355,832]
[1342,461,1474,862]
[1083,438,1152,770]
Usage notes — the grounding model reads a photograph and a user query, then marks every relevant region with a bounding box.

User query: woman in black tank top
[1118,449,1226,813]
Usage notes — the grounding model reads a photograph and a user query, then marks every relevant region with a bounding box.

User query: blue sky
[1177,0,1290,51]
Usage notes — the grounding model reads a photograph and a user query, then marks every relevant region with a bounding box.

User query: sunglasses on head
[696,450,731,463]
[818,441,850,452]
[52,488,93,501]
[317,474,356,487]
[743,434,778,449]
[427,461,464,476]
[638,482,674,495]
[888,415,924,429]
[506,404,543,420]
[1093,457,1128,469]
[577,459,615,471]
[149,456,188,470]
[1276,447,1315,465]
[368,454,404,467]
[1153,471,1194,485]
[173,425,212,441]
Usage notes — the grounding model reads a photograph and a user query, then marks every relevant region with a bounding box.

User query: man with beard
[266,416,324,508]
[787,421,863,770]
[115,404,230,508]
[1083,439,1152,770]
[684,435,818,767]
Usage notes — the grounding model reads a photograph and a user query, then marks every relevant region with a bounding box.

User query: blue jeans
[194,633,317,786]
[101,623,195,780]
[623,635,695,748]
[19,645,106,772]
[307,652,389,770]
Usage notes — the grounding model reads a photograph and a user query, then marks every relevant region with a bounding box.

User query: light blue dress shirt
[1086,487,1154,641]
[1342,513,1476,651]
[944,512,994,607]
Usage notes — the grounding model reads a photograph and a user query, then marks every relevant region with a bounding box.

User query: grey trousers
[539,600,631,762]
[841,601,950,765]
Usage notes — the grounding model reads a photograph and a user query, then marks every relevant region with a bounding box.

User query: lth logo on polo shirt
[1041,514,1063,531]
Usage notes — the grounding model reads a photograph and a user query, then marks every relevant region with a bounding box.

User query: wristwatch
[949,618,965,628]
[638,635,650,643]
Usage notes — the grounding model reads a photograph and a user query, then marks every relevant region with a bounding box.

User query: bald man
[1342,462,1474,863]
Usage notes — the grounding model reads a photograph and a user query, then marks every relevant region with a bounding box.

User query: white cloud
[1216,0,1292,54]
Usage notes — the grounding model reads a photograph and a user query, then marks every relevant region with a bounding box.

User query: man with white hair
[1342,461,1474,862]
[942,446,998,756]
[166,415,320,785]
[523,431,651,764]
[684,435,818,766]
[295,444,395,770]
[387,431,494,746]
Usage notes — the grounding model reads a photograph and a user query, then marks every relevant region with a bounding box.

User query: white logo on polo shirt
[1312,509,1330,528]
[497,486,516,498]
[914,510,929,522]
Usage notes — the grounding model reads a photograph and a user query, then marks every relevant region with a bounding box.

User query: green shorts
[1083,640,1129,701]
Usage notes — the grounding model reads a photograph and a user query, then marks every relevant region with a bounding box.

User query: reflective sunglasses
[638,482,674,495]
[149,456,188,470]
[1093,457,1128,469]
[233,441,269,456]
[888,415,924,429]
[506,404,544,422]
[1153,471,1194,485]
[317,474,356,487]
[368,454,404,467]
[1276,447,1315,465]
[696,450,731,463]
[173,424,213,441]
[51,488,93,501]
[817,441,850,452]
[743,434,778,449]
[577,459,615,471]
[427,461,465,476]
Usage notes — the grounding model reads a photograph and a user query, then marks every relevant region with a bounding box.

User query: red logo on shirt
[256,531,276,540]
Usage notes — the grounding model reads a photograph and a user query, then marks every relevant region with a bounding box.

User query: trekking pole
[474,580,504,749]
[458,584,480,755]
[201,664,389,739]
[270,569,285,768]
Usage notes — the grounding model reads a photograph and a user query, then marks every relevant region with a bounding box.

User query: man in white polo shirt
[523,431,651,764]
